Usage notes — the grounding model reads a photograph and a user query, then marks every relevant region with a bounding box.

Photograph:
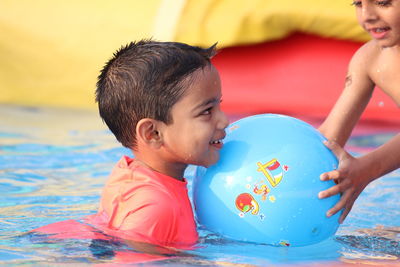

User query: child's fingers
[339,207,351,224]
[325,190,355,223]
[339,194,356,223]
[326,197,345,218]
[318,184,341,199]
[325,190,352,218]
[320,170,341,181]
[323,140,346,159]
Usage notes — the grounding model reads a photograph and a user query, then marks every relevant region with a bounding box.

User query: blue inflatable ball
[193,114,341,247]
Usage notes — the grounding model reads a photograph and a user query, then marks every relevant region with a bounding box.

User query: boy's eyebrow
[195,97,221,109]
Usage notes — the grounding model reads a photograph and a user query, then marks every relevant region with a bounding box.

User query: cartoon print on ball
[253,182,270,201]
[257,158,287,187]
[235,193,259,215]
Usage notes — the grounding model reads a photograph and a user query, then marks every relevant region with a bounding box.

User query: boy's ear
[136,118,163,148]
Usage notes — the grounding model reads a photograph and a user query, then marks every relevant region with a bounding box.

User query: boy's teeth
[375,27,388,32]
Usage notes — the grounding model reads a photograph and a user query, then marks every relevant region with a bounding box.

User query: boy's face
[159,65,229,168]
[354,0,400,47]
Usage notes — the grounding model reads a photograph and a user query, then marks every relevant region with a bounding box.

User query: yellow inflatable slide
[0,0,368,110]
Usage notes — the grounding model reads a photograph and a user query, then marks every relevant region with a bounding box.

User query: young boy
[86,40,229,254]
[318,0,400,223]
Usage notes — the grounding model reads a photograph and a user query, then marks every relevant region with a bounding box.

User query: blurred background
[1,0,398,122]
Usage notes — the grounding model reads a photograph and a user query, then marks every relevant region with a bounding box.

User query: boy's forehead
[187,65,219,87]
[176,66,221,104]
[184,65,213,81]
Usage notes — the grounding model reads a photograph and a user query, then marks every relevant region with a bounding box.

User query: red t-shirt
[86,156,198,248]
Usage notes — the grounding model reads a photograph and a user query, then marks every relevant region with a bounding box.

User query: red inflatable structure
[214,33,399,124]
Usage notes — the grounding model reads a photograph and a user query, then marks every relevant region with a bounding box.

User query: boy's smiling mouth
[367,26,391,39]
[210,137,224,149]
[372,27,390,32]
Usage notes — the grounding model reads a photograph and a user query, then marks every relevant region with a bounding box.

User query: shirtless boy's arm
[318,43,400,223]
[318,43,375,146]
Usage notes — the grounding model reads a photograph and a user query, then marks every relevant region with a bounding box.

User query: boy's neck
[133,155,186,181]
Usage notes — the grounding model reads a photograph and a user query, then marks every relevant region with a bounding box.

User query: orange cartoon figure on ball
[235,193,259,215]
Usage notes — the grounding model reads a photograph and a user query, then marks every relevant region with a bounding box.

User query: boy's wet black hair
[96,40,217,149]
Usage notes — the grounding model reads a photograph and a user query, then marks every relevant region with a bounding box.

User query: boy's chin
[200,159,219,168]
[375,38,398,49]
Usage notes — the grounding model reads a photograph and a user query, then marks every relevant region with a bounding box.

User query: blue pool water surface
[0,105,399,266]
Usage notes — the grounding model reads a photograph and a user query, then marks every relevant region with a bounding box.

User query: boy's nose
[217,110,229,130]
[360,4,378,22]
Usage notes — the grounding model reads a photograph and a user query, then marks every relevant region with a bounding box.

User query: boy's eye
[201,107,212,115]
[199,98,222,116]
[376,0,391,6]
[351,0,391,7]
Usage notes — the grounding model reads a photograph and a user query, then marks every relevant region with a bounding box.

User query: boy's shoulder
[105,156,183,203]
[353,40,378,60]
[349,40,381,74]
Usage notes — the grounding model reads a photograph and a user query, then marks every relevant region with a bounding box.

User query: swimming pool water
[0,105,399,266]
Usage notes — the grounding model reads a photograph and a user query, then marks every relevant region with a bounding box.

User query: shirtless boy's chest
[369,50,400,106]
